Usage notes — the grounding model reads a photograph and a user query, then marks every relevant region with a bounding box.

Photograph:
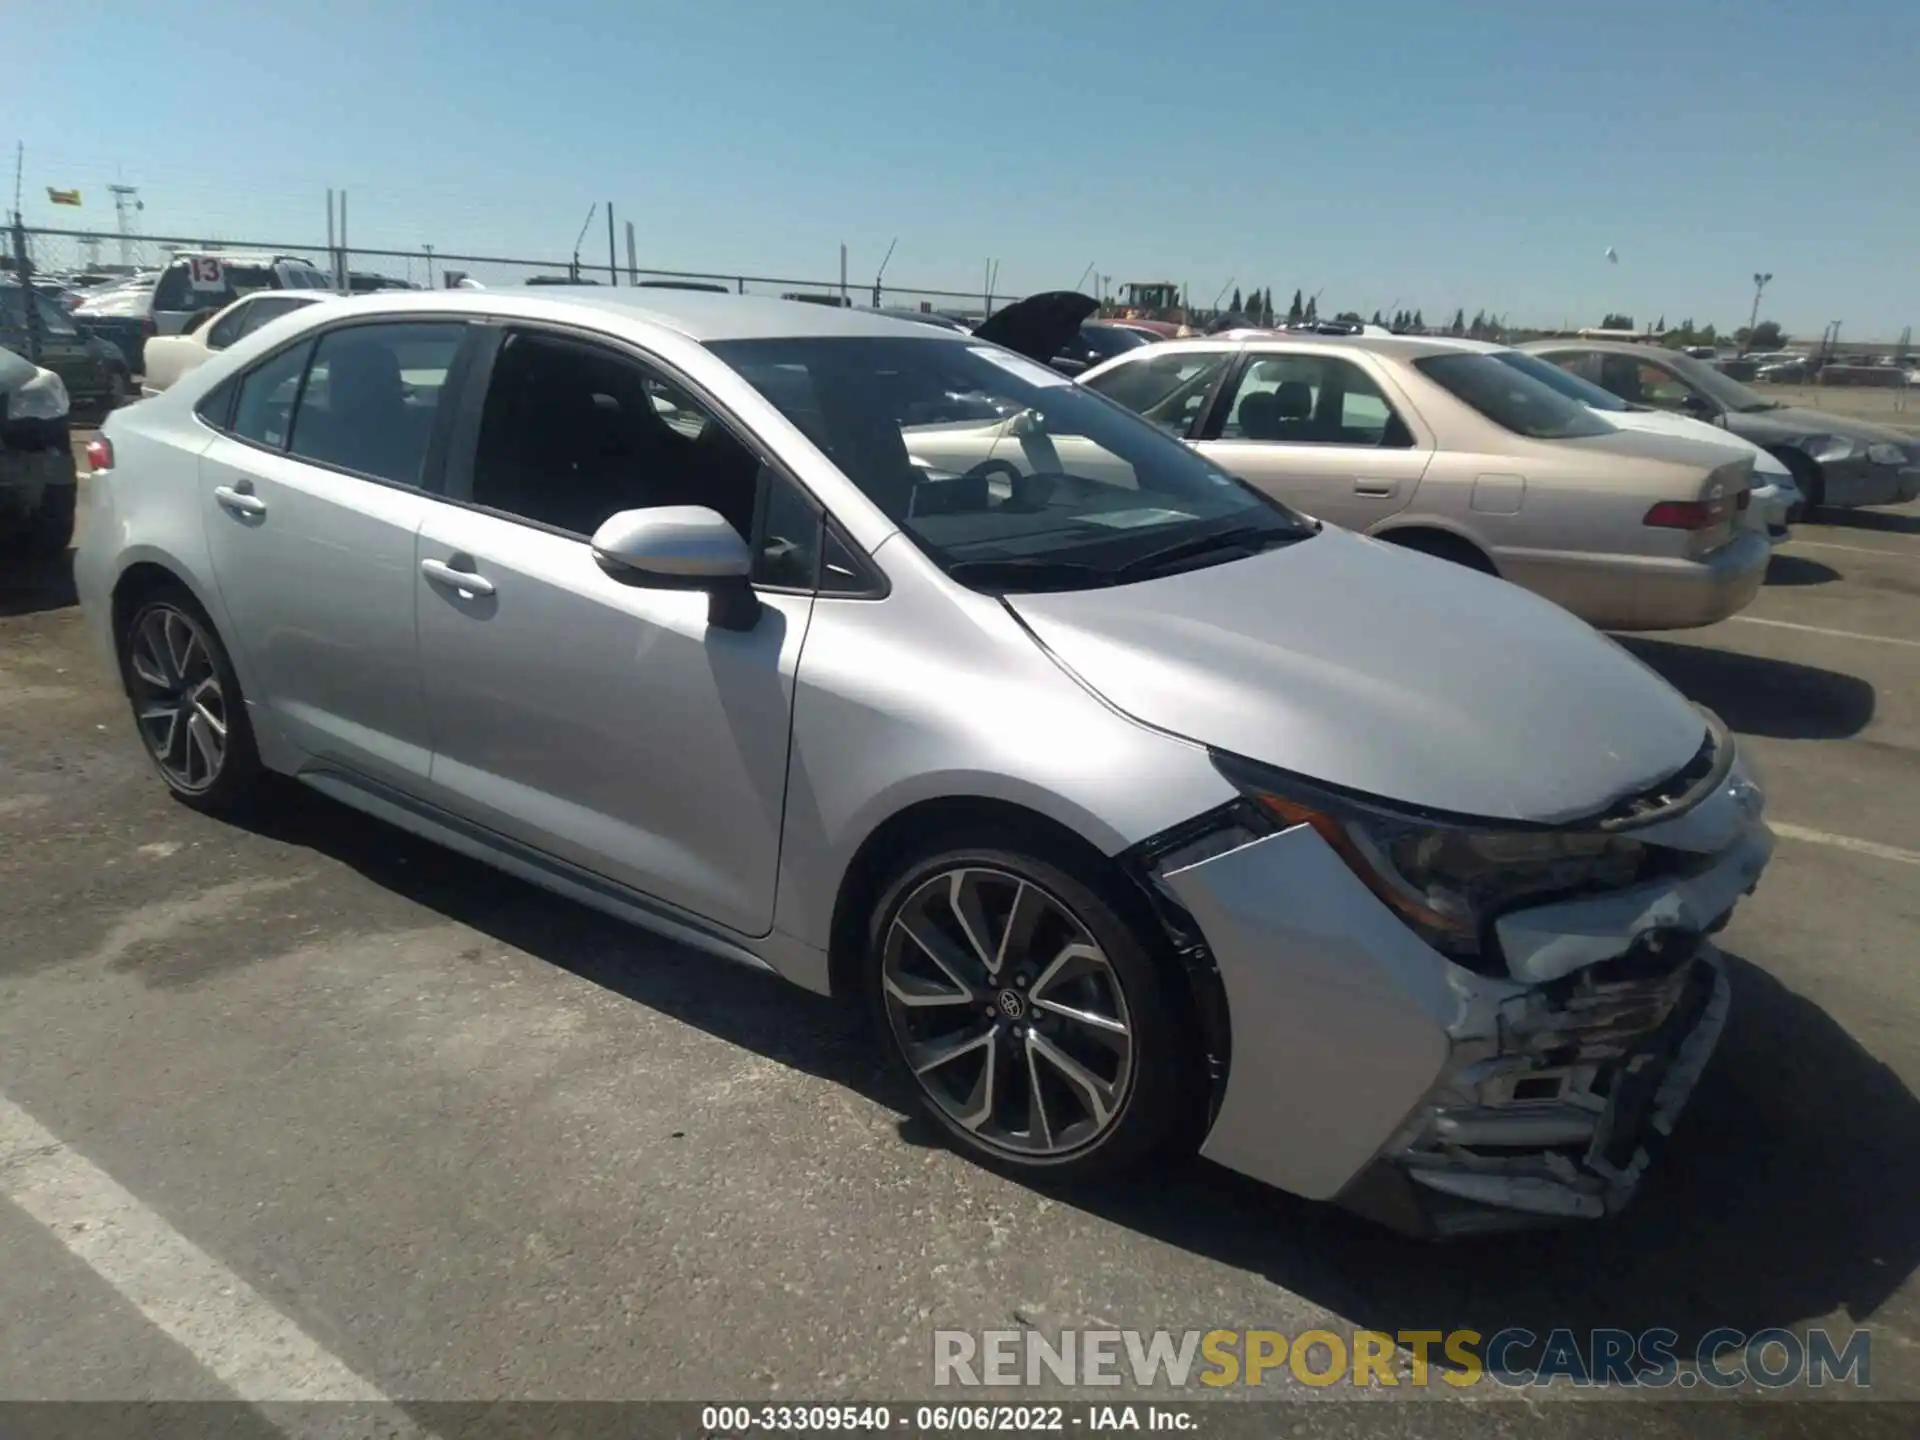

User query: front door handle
[421,557,496,597]
[1353,481,1396,498]
[213,485,267,516]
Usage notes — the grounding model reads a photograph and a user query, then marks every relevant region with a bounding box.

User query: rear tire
[12,481,76,559]
[867,833,1196,1182]
[1774,448,1824,516]
[117,586,263,813]
[1378,527,1497,574]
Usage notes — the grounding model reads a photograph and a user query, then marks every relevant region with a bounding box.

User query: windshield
[1491,349,1631,412]
[1080,325,1149,360]
[1654,348,1778,412]
[1413,352,1615,439]
[711,335,1311,590]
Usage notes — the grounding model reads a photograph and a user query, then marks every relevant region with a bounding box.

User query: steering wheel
[963,458,1025,487]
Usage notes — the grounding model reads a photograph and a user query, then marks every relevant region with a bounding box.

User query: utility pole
[871,237,897,308]
[423,244,434,290]
[839,243,849,305]
[570,202,596,283]
[326,189,335,283]
[11,142,22,223]
[337,191,350,293]
[625,221,637,283]
[1743,272,1773,352]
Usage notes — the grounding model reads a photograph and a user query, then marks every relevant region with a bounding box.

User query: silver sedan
[74,289,1772,1235]
[1077,333,1770,631]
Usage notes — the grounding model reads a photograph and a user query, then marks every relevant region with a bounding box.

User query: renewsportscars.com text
[933,1326,1872,1390]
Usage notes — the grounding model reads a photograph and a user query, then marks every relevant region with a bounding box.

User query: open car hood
[970,291,1098,364]
[1005,528,1709,824]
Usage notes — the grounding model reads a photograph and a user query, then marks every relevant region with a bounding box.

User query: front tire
[119,588,262,812]
[867,839,1193,1180]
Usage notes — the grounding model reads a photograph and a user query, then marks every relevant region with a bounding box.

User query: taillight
[1643,495,1739,530]
[85,437,114,472]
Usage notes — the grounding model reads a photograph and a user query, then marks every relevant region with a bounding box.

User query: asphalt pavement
[2,469,1917,1433]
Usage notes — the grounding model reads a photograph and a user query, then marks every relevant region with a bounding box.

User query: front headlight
[1867,442,1909,466]
[1804,435,1859,465]
[7,367,70,421]
[1212,754,1647,969]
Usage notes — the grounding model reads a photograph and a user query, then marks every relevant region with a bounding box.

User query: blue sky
[11,0,1917,335]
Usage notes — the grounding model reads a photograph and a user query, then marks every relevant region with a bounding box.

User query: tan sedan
[1073,334,1768,631]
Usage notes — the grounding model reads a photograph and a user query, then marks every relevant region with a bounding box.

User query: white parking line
[0,1092,422,1435]
[1731,615,1920,649]
[1772,822,1920,867]
[1785,539,1914,558]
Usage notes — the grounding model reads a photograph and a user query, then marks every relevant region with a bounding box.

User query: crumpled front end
[1148,730,1770,1238]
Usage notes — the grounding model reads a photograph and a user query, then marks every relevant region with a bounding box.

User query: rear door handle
[1353,481,1396,497]
[421,557,496,597]
[213,485,267,516]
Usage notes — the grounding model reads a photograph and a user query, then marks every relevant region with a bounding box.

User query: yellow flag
[46,188,82,206]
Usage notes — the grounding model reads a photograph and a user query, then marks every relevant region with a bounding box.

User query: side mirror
[1681,392,1720,421]
[590,505,761,630]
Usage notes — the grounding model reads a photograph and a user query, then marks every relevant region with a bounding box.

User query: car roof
[307,286,982,344]
[1157,332,1494,362]
[1521,338,1669,355]
[160,252,322,268]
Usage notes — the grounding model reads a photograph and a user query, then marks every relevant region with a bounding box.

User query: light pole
[1744,272,1773,353]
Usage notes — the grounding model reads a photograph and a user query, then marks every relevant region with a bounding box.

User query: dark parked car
[1523,339,1920,511]
[0,344,79,558]
[1,281,134,417]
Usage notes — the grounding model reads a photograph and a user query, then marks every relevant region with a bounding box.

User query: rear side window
[1413,352,1613,440]
[289,323,465,486]
[1216,353,1411,447]
[231,340,314,449]
[154,260,279,313]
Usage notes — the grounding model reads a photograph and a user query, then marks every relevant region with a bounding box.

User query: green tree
[1469,309,1487,339]
[1334,310,1364,324]
[1371,309,1384,326]
[1600,312,1634,330]
[1450,307,1466,336]
[1744,320,1786,350]
[1655,315,1666,333]
[1412,309,1425,331]
[1287,289,1304,325]
[1230,286,1243,314]
[1304,295,1318,323]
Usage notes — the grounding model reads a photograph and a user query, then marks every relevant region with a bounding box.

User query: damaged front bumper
[1157,753,1771,1238]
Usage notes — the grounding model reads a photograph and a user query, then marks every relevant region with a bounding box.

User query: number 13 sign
[188,257,226,291]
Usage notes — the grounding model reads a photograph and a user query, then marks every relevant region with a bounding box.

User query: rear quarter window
[1413,352,1613,440]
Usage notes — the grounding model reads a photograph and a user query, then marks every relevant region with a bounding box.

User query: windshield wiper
[945,557,1117,592]
[1112,524,1306,581]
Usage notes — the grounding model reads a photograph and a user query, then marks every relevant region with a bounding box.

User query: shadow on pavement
[0,549,78,617]
[1619,636,1875,740]
[1038,952,1920,1356]
[1763,553,1839,587]
[231,783,1920,1363]
[1815,509,1920,537]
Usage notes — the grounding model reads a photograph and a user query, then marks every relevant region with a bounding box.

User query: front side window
[231,339,313,449]
[1413,352,1613,440]
[1079,348,1233,438]
[289,323,465,485]
[469,330,764,545]
[1215,353,1409,447]
[713,336,1308,591]
[1599,354,1701,413]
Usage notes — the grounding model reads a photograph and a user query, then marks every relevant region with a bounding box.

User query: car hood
[1005,528,1709,823]
[0,345,39,394]
[971,291,1098,364]
[1601,408,1790,477]
[1729,405,1915,448]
